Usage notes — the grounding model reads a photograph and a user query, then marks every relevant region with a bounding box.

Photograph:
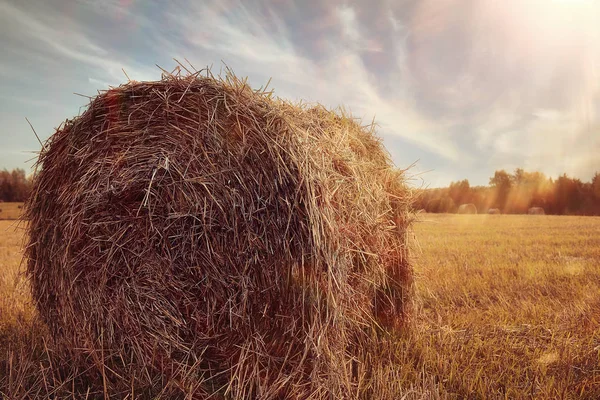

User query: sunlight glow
[551,0,593,4]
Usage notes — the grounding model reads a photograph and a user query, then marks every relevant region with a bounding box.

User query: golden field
[0,203,24,221]
[404,214,600,398]
[1,214,599,399]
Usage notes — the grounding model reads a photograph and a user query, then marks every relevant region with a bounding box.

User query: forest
[0,169,31,202]
[414,168,600,215]
[2,167,600,215]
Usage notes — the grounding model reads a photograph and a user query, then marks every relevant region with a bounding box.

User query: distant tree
[507,168,552,212]
[416,169,600,216]
[0,168,32,202]
[448,179,470,206]
[513,168,525,184]
[592,172,600,199]
[489,170,512,211]
[469,186,488,212]
[426,197,456,213]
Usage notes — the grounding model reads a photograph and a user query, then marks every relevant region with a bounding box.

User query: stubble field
[0,203,24,221]
[1,213,599,398]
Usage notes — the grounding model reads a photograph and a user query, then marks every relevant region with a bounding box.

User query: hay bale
[457,203,477,214]
[25,71,413,398]
[487,208,501,215]
[528,207,545,215]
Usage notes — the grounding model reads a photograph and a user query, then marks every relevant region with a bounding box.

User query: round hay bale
[25,72,413,398]
[457,203,477,214]
[528,206,545,215]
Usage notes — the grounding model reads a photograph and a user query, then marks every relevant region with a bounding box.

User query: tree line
[2,166,599,215]
[0,169,32,202]
[415,168,600,215]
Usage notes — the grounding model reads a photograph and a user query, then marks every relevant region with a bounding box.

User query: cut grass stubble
[2,215,599,398]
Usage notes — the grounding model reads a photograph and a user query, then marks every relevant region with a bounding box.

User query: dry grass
[404,214,600,399]
[0,221,48,398]
[0,221,30,329]
[2,215,599,398]
[0,203,24,220]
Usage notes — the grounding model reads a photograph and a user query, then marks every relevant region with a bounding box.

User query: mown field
[1,214,599,398]
[404,214,600,398]
[0,202,24,220]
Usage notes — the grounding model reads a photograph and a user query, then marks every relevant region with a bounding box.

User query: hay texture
[25,69,413,399]
[457,203,478,214]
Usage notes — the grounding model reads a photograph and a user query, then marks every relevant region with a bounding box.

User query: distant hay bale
[25,70,413,398]
[488,208,501,215]
[528,207,545,215]
[457,203,478,214]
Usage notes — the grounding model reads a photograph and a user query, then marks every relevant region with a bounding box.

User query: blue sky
[1,0,599,186]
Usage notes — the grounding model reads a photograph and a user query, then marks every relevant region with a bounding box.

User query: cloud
[166,0,460,161]
[0,1,157,85]
[510,111,599,179]
[0,0,598,185]
[337,5,361,43]
[401,0,600,180]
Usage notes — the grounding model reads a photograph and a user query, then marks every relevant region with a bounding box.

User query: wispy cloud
[0,0,598,184]
[167,0,460,161]
[0,1,156,84]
